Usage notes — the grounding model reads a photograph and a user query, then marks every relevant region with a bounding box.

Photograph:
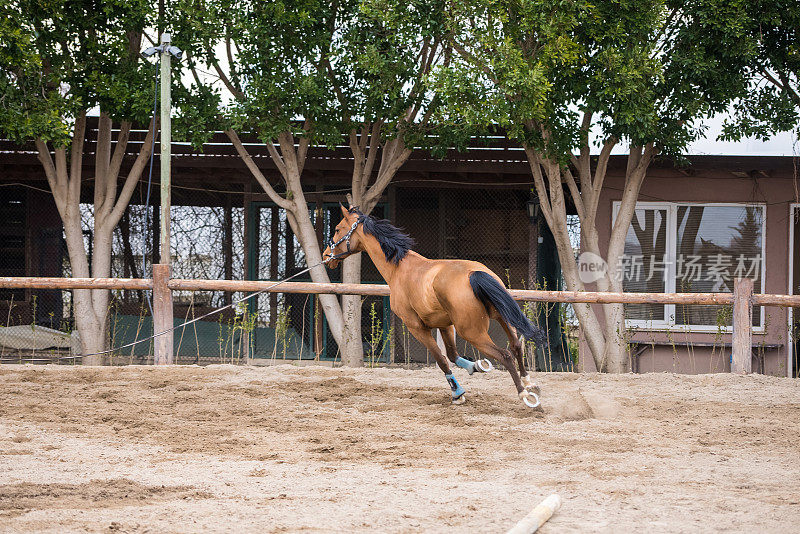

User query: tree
[717,0,800,141]
[175,0,449,365]
[175,0,351,359]
[0,0,160,363]
[327,0,449,364]
[436,0,749,371]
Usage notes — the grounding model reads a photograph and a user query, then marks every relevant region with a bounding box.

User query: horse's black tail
[469,271,548,346]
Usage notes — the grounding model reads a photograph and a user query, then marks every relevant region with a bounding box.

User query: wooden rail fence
[1,269,792,374]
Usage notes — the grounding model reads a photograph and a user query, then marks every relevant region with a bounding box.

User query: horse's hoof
[519,391,542,410]
[475,359,494,373]
[451,394,466,405]
[522,376,540,395]
[526,384,541,395]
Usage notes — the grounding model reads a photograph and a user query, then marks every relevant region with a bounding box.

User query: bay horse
[322,205,547,409]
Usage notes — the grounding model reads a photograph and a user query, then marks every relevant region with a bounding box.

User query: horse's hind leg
[439,326,493,374]
[459,330,541,410]
[498,319,539,394]
[407,325,467,405]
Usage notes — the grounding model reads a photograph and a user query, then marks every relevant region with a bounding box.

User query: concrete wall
[582,161,795,377]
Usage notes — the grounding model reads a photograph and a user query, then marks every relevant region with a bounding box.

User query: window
[614,202,765,331]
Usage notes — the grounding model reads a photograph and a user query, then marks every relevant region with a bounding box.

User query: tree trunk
[79,326,107,366]
[223,196,233,306]
[525,136,654,373]
[600,302,629,372]
[37,111,156,366]
[90,229,113,319]
[119,210,143,302]
[341,254,364,367]
[63,214,107,364]
[226,128,349,357]
[340,129,413,367]
[284,203,347,349]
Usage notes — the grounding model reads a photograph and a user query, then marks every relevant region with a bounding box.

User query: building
[0,120,563,366]
[1,118,797,375]
[587,155,798,377]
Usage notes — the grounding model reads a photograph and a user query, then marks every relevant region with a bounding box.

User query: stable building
[1,119,797,375]
[585,155,798,377]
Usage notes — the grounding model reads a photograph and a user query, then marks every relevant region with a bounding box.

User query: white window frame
[612,201,767,333]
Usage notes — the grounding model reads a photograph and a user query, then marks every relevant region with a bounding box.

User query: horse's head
[322,204,363,269]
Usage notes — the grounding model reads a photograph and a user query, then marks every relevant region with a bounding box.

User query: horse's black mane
[350,207,414,264]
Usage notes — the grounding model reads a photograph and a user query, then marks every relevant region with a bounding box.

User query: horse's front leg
[439,326,493,375]
[408,325,466,405]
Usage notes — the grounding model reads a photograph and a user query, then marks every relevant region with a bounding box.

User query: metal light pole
[159,32,172,267]
[142,34,182,365]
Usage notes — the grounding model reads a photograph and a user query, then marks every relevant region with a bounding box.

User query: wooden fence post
[153,264,174,365]
[732,277,753,374]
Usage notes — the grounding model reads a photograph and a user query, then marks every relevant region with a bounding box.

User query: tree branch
[35,140,65,207]
[323,57,349,119]
[226,129,293,210]
[759,65,785,91]
[94,114,111,216]
[104,117,158,230]
[69,111,87,207]
[576,109,593,184]
[210,55,244,101]
[636,142,657,176]
[95,113,112,213]
[349,127,365,201]
[277,131,298,177]
[587,136,618,220]
[776,69,800,107]
[626,144,643,178]
[102,121,133,221]
[405,38,435,106]
[54,148,71,204]
[362,121,382,193]
[296,119,311,176]
[363,136,411,212]
[185,49,204,87]
[225,30,240,90]
[523,145,554,224]
[563,166,585,221]
[607,142,656,270]
[451,40,501,85]
[264,141,289,182]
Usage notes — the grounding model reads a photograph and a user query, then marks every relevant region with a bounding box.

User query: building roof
[1,117,796,195]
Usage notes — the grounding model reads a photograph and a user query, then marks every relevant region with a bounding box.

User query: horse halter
[326,219,361,261]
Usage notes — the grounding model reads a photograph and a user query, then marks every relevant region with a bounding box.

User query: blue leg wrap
[455,356,476,375]
[445,373,465,399]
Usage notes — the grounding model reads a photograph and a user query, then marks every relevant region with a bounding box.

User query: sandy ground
[0,364,798,533]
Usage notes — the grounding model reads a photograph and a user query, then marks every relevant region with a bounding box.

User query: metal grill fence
[0,181,580,369]
[2,179,797,377]
[3,117,798,376]
[389,186,579,371]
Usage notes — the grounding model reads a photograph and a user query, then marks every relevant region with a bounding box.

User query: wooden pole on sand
[506,494,562,534]
[153,263,173,365]
[731,277,753,374]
